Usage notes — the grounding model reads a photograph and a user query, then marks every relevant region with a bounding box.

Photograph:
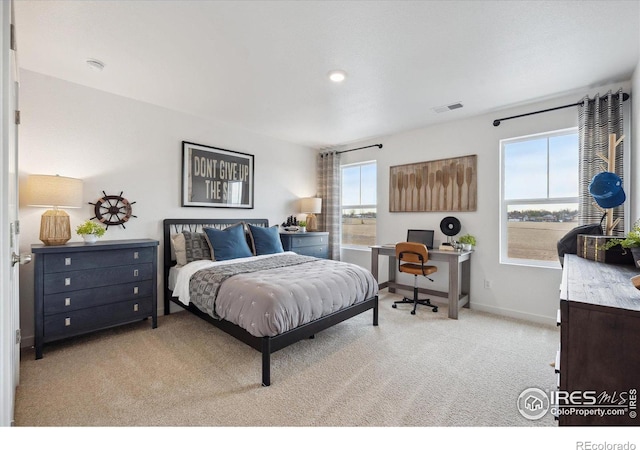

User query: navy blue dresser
[279,232,329,258]
[32,239,159,359]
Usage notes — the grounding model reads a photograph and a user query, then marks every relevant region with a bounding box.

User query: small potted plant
[76,220,106,244]
[458,234,476,251]
[601,219,640,268]
[298,220,307,233]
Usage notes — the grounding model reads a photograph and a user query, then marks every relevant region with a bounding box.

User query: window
[341,161,377,247]
[500,129,578,268]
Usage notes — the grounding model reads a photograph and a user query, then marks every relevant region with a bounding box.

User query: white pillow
[171,233,187,266]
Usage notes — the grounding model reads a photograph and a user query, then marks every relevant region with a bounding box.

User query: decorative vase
[631,247,640,269]
[462,243,472,251]
[83,234,98,244]
[299,227,306,233]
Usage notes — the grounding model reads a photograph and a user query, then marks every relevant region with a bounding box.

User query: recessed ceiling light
[86,59,105,72]
[328,70,347,83]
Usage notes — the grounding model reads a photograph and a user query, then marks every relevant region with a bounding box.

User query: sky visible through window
[504,133,578,211]
[342,162,376,206]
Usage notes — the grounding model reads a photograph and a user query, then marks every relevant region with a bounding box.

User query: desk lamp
[26,174,83,245]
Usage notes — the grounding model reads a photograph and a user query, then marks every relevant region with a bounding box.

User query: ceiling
[14,0,640,149]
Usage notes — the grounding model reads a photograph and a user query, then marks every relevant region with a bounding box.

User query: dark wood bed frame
[163,218,379,386]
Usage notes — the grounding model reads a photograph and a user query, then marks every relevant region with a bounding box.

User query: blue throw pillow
[203,223,253,261]
[248,224,284,256]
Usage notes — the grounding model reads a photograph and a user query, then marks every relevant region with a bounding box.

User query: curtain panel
[317,151,341,260]
[578,88,625,235]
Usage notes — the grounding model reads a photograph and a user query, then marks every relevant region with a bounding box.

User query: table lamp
[26,174,83,245]
[300,197,322,232]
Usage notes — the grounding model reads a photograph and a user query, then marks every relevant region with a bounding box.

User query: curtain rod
[321,144,383,156]
[338,143,383,154]
[492,92,629,127]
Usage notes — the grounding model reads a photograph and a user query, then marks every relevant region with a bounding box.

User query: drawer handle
[133,286,139,294]
[65,297,71,306]
[133,269,139,277]
[65,257,72,266]
[64,277,71,286]
[65,317,71,327]
[133,251,139,259]
[134,303,139,312]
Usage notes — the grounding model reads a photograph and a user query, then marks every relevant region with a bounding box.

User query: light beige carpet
[15,293,559,427]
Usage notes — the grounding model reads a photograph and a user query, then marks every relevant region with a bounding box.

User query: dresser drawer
[43,263,153,294]
[43,280,153,315]
[44,297,153,342]
[43,247,155,273]
[299,245,328,258]
[290,235,327,248]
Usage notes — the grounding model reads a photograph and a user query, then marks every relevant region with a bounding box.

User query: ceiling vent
[432,102,463,113]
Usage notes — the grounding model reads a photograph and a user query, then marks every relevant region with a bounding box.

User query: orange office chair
[392,242,439,315]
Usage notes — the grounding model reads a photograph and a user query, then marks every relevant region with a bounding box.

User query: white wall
[342,81,632,325]
[17,68,636,341]
[17,70,316,347]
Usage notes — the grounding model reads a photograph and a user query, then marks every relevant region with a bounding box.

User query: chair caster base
[392,297,439,315]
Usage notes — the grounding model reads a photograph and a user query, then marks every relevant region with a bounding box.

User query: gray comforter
[189,253,378,337]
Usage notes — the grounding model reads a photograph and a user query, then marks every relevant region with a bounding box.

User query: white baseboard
[21,335,34,349]
[382,290,557,327]
[469,302,557,327]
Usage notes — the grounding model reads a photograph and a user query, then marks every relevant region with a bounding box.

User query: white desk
[370,245,472,319]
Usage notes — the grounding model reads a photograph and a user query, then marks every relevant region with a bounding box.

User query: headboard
[162,218,269,313]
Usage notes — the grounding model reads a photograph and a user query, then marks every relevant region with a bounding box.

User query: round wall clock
[89,191,137,229]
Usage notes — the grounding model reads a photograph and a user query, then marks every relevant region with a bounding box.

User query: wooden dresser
[558,255,640,425]
[32,239,159,359]
[280,232,329,258]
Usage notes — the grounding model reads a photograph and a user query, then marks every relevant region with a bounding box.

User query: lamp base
[40,209,71,246]
[306,213,318,232]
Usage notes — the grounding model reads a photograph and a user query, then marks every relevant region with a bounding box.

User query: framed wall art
[390,154,476,212]
[182,141,254,208]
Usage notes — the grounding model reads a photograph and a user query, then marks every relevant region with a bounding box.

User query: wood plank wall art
[389,154,477,212]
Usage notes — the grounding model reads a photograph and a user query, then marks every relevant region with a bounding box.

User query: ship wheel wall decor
[89,191,137,229]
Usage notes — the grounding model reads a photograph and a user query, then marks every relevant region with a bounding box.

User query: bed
[163,218,379,386]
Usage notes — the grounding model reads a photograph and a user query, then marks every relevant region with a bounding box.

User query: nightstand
[31,239,159,359]
[279,232,329,258]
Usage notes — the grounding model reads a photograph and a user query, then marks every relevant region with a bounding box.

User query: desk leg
[448,258,460,319]
[372,247,392,291]
[461,258,471,309]
[387,255,396,293]
[371,247,379,282]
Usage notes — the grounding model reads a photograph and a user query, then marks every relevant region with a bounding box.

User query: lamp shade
[300,197,322,214]
[26,174,83,208]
